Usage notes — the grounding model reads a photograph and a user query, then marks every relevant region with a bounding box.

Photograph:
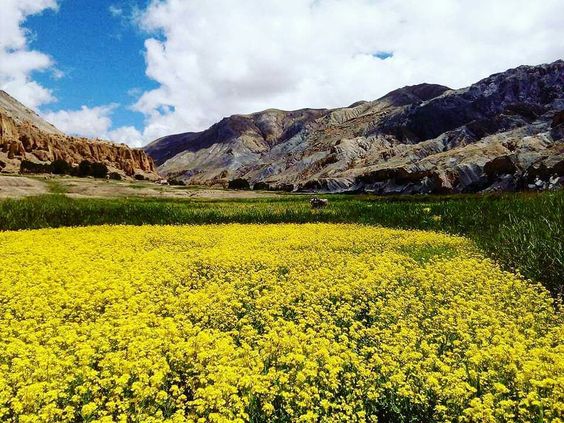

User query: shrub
[134,174,145,181]
[253,181,271,191]
[90,162,108,179]
[168,179,185,186]
[77,160,108,178]
[77,160,93,177]
[228,178,250,190]
[51,159,72,175]
[108,172,122,181]
[277,183,295,192]
[19,160,52,174]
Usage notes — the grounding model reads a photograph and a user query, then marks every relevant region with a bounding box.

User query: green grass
[44,178,69,194]
[0,190,562,296]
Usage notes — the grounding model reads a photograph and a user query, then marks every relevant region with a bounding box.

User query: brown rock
[0,92,158,179]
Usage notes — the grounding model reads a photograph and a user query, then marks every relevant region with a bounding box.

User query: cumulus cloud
[43,105,116,138]
[0,0,146,148]
[106,126,145,148]
[0,0,59,109]
[43,105,145,147]
[133,0,564,141]
[2,0,564,147]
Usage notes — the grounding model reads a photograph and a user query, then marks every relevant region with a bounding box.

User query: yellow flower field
[0,224,562,422]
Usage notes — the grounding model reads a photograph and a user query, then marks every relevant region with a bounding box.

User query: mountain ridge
[0,91,63,135]
[146,60,563,193]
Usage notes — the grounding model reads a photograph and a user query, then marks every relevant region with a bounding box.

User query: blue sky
[1,0,562,147]
[27,0,154,131]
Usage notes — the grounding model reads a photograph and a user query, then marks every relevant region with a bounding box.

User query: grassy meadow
[0,189,562,296]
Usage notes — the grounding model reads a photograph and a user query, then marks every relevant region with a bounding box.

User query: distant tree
[91,162,108,178]
[228,178,250,190]
[51,159,72,175]
[19,160,52,174]
[108,172,122,181]
[253,182,271,191]
[77,160,93,177]
[278,184,295,192]
[168,179,186,186]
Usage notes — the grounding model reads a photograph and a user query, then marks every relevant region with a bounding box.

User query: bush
[168,179,185,186]
[134,174,145,181]
[108,172,122,181]
[51,159,72,175]
[77,160,108,178]
[91,162,108,179]
[19,160,52,174]
[277,184,295,192]
[228,178,250,190]
[77,160,93,177]
[253,182,271,191]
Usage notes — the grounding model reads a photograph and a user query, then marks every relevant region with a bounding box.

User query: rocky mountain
[145,61,564,194]
[0,91,157,178]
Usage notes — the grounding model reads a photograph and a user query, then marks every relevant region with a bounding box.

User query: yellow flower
[0,224,561,422]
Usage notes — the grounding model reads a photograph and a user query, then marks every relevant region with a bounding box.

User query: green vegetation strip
[0,190,562,296]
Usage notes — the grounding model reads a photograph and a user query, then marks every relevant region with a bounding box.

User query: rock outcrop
[0,91,157,178]
[145,61,563,194]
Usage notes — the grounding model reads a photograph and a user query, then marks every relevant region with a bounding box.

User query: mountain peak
[144,61,563,194]
[378,83,451,106]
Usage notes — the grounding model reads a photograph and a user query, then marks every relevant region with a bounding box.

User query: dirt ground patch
[61,179,277,199]
[0,175,284,199]
[59,177,281,199]
[0,175,49,198]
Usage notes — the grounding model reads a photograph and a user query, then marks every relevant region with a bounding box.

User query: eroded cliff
[0,91,157,178]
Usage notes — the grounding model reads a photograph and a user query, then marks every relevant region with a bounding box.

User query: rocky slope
[0,91,157,178]
[146,61,564,193]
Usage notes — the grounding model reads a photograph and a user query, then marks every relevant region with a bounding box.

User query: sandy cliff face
[0,91,157,177]
[146,61,563,193]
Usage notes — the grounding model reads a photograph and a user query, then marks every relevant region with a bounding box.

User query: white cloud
[42,104,145,147]
[0,0,146,148]
[0,0,59,109]
[108,4,123,18]
[3,0,563,148]
[133,0,564,141]
[43,105,116,138]
[106,126,145,148]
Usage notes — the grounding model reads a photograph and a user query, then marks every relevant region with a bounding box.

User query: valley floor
[0,175,50,198]
[0,174,282,200]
